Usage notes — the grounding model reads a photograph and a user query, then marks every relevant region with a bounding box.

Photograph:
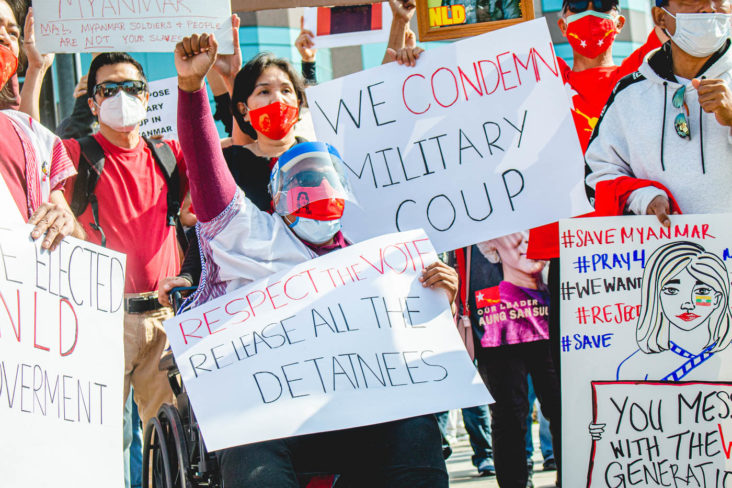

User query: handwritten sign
[306,19,590,254]
[164,229,492,451]
[588,382,732,488]
[0,174,23,225]
[559,214,732,487]
[302,3,393,49]
[0,224,126,487]
[33,0,234,53]
[140,76,178,139]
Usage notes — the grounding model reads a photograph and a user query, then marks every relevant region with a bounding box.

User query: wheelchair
[141,288,339,488]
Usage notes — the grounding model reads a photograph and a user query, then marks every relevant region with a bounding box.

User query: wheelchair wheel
[143,417,174,488]
[143,407,192,488]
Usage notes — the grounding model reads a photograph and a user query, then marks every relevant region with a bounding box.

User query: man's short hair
[87,52,147,99]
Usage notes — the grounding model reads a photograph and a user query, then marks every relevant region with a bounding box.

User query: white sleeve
[626,187,666,215]
[584,100,635,192]
[198,190,313,286]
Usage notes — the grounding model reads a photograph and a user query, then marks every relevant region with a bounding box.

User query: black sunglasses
[94,80,147,99]
[565,0,617,12]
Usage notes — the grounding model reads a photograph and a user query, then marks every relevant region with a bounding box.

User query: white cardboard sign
[588,382,732,488]
[0,174,23,225]
[0,224,126,488]
[559,215,732,487]
[140,76,178,139]
[306,19,590,254]
[302,3,393,49]
[164,229,492,452]
[33,0,234,53]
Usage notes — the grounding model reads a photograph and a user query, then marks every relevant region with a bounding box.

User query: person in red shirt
[557,0,667,151]
[62,53,188,435]
[0,0,82,249]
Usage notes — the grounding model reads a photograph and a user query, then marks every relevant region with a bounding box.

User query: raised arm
[175,33,237,222]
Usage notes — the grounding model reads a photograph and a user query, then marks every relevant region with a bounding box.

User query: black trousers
[216,415,448,488]
[476,340,561,488]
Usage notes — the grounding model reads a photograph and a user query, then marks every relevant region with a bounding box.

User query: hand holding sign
[175,33,218,93]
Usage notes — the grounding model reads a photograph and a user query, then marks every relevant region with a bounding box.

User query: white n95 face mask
[288,217,341,245]
[663,9,732,57]
[97,91,147,132]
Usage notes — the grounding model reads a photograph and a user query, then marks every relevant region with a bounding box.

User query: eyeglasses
[672,85,690,139]
[93,80,147,99]
[565,0,616,13]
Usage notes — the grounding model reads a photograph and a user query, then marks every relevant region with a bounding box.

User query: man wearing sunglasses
[61,52,187,458]
[584,0,732,225]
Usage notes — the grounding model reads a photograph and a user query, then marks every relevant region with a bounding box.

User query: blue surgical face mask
[288,217,341,245]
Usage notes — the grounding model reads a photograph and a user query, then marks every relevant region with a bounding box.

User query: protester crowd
[1,0,731,485]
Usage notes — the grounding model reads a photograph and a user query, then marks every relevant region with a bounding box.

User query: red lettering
[246,289,267,317]
[719,423,732,459]
[384,244,409,274]
[283,273,309,301]
[224,298,251,324]
[266,281,286,310]
[458,65,483,101]
[179,318,203,345]
[702,224,715,239]
[531,43,559,79]
[0,289,20,341]
[402,73,430,115]
[33,292,49,352]
[496,52,518,91]
[411,238,432,269]
[203,307,225,335]
[477,60,500,95]
[59,298,78,357]
[350,263,365,281]
[431,67,459,108]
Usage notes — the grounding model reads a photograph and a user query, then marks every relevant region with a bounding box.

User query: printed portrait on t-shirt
[473,231,550,348]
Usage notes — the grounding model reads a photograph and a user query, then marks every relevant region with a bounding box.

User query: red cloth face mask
[565,11,618,59]
[0,44,18,90]
[248,101,299,140]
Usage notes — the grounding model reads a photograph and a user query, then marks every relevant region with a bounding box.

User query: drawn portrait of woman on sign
[616,241,732,382]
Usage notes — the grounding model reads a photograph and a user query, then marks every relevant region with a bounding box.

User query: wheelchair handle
[170,286,197,314]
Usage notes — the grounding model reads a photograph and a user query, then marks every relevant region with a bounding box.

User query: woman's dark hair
[87,52,147,99]
[231,52,306,137]
[0,0,26,108]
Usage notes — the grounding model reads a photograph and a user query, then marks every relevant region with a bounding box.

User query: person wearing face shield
[175,32,458,488]
[585,0,732,224]
[59,52,188,463]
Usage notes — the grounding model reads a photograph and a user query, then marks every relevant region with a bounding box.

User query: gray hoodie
[585,40,732,215]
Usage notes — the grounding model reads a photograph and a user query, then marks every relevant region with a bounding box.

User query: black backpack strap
[143,137,181,227]
[70,136,107,247]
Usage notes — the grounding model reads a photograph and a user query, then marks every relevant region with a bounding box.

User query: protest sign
[140,76,178,139]
[0,175,23,225]
[164,229,492,451]
[33,0,234,53]
[0,223,126,487]
[559,214,732,487]
[302,3,393,49]
[234,0,379,10]
[588,382,732,488]
[306,19,590,254]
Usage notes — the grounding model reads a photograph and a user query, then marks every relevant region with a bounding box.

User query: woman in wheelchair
[172,33,458,487]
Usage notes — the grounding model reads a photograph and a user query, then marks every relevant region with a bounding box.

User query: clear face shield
[270,142,356,222]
